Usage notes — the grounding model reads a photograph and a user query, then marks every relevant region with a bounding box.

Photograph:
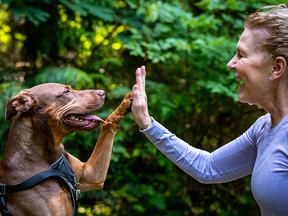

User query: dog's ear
[5,90,36,121]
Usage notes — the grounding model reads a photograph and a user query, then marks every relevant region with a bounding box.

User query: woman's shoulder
[245,113,270,140]
[255,113,270,124]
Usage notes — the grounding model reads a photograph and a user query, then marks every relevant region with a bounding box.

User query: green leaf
[60,0,115,21]
[32,67,94,89]
[26,7,50,26]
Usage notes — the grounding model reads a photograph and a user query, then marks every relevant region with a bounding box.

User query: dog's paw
[105,92,132,126]
[120,92,132,112]
[115,92,132,116]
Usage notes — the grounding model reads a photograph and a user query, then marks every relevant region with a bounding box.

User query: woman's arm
[141,118,257,183]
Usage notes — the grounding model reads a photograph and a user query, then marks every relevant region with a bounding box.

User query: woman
[131,4,288,216]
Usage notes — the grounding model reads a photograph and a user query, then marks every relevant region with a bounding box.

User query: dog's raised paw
[119,92,132,113]
[104,92,132,126]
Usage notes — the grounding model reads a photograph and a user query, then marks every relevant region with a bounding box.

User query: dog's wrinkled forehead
[28,83,74,108]
[30,83,71,96]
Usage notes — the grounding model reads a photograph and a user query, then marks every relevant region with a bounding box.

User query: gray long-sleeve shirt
[140,114,288,216]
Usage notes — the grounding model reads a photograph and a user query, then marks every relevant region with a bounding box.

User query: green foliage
[0,0,275,215]
[59,0,115,21]
[2,0,51,25]
[32,67,95,88]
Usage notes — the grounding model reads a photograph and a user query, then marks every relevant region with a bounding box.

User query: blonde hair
[244,4,288,60]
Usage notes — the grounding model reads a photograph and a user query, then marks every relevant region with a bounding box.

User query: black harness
[0,154,80,216]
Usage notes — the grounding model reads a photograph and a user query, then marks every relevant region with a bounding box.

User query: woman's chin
[238,95,255,106]
[237,86,249,103]
[238,93,248,104]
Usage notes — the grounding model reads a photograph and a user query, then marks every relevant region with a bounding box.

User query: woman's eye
[63,88,71,94]
[236,52,243,59]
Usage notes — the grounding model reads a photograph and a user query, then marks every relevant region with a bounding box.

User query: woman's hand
[131,66,152,129]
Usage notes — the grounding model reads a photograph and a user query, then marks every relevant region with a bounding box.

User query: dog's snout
[97,90,105,99]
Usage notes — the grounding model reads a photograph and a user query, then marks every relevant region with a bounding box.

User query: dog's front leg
[67,92,132,191]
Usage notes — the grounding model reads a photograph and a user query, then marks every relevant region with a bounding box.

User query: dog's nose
[97,90,105,98]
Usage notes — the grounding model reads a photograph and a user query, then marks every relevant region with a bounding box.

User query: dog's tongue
[81,114,105,123]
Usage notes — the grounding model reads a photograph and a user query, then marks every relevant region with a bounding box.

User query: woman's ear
[272,56,287,79]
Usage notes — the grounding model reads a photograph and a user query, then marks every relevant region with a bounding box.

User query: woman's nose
[227,55,236,69]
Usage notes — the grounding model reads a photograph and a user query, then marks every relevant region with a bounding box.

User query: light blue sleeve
[140,117,258,183]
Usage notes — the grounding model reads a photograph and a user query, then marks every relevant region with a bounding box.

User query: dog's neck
[2,116,64,169]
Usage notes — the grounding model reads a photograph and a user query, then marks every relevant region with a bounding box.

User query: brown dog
[0,83,132,215]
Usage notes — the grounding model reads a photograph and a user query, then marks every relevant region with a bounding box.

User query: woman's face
[227,28,274,106]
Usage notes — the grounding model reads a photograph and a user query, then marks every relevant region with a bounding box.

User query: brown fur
[0,83,132,215]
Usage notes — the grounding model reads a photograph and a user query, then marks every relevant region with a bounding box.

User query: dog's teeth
[68,115,96,122]
[68,115,82,121]
[69,115,76,120]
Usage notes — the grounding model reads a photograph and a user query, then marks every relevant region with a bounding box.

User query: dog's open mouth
[64,114,105,130]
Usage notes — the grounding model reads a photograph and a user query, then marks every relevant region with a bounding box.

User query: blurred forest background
[0,0,282,215]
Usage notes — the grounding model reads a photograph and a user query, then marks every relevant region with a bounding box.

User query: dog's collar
[0,154,80,216]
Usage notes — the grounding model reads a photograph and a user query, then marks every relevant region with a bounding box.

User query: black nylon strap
[5,170,70,193]
[0,194,12,216]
